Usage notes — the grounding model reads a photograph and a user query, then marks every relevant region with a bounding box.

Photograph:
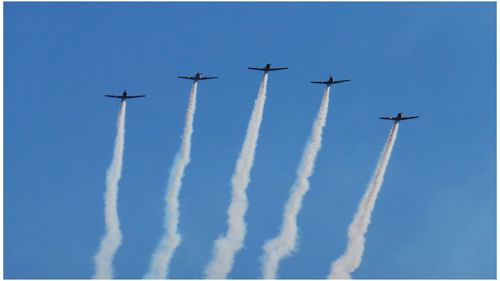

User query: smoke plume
[328,122,400,279]
[205,73,269,279]
[145,82,198,279]
[261,86,331,279]
[94,101,127,279]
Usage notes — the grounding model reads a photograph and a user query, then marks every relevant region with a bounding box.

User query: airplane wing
[105,95,122,98]
[268,67,288,71]
[400,116,419,120]
[199,76,218,80]
[126,95,146,99]
[379,117,396,120]
[178,76,194,80]
[311,81,328,84]
[248,67,265,71]
[332,79,351,84]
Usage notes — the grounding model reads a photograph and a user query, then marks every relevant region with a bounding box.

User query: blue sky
[4,2,496,279]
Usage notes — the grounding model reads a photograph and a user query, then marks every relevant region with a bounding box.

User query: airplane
[248,63,288,72]
[178,72,218,81]
[380,112,419,122]
[311,75,351,85]
[105,90,145,100]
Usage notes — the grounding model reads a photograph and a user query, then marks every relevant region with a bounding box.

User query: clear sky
[4,2,496,279]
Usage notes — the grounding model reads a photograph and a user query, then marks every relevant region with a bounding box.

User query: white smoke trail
[261,86,331,279]
[93,101,127,279]
[205,73,269,279]
[328,122,400,279]
[145,82,198,279]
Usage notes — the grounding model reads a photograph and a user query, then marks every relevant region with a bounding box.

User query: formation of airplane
[178,72,218,81]
[380,112,419,122]
[248,63,288,72]
[104,90,145,100]
[104,66,419,124]
[311,75,351,85]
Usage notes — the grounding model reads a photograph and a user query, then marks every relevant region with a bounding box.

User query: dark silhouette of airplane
[105,90,145,100]
[248,63,288,72]
[311,75,351,85]
[178,72,218,81]
[380,112,419,122]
